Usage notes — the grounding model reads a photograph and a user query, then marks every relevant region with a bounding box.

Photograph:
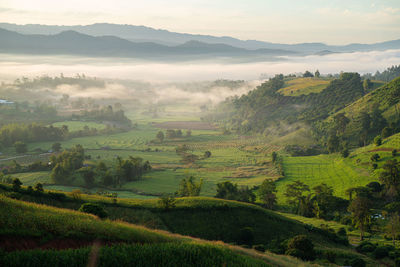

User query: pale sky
[0,0,399,44]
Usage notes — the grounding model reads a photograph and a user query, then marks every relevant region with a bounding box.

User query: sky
[0,0,399,44]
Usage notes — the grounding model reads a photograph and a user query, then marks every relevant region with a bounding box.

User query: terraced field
[276,154,374,202]
[279,77,330,96]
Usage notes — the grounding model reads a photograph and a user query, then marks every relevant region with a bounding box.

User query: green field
[279,77,330,96]
[276,154,374,203]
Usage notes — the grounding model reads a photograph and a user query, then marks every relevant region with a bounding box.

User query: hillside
[0,189,377,266]
[0,195,307,267]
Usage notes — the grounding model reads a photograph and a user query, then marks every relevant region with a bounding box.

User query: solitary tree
[348,197,372,240]
[314,70,320,78]
[156,131,164,143]
[52,142,62,152]
[12,178,22,191]
[204,151,212,158]
[379,160,400,200]
[177,176,203,197]
[374,135,382,146]
[258,179,277,209]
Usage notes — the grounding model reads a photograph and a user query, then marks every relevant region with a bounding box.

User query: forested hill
[210,73,366,134]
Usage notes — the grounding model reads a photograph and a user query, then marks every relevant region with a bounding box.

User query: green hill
[0,195,317,267]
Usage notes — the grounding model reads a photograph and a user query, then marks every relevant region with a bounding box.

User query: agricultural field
[279,77,330,96]
[276,153,374,203]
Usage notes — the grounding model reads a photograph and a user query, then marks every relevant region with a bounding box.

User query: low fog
[1,49,399,82]
[1,49,399,108]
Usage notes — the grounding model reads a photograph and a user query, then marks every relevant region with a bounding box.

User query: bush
[285,235,316,261]
[253,244,265,252]
[158,194,176,210]
[79,203,108,219]
[237,227,254,246]
[356,241,376,253]
[374,135,382,146]
[374,245,393,259]
[12,178,22,191]
[350,258,366,267]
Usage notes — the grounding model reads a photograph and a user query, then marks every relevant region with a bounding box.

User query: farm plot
[276,154,375,203]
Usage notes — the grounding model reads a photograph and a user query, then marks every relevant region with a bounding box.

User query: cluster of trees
[50,145,85,184]
[0,123,67,148]
[155,129,192,142]
[76,105,132,126]
[215,181,256,203]
[13,74,105,90]
[49,145,151,188]
[363,65,400,82]
[284,181,348,219]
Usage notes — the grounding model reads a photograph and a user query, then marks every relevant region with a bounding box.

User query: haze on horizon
[0,0,399,45]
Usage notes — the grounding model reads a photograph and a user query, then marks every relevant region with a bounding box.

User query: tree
[382,127,393,139]
[314,70,320,78]
[327,134,340,153]
[271,151,278,163]
[363,79,372,92]
[379,160,400,200]
[258,179,277,209]
[14,141,27,154]
[186,130,192,137]
[284,180,310,214]
[384,202,400,246]
[215,181,238,200]
[370,153,380,162]
[34,183,44,192]
[12,178,22,191]
[393,149,398,157]
[177,176,203,197]
[303,71,314,78]
[341,148,350,158]
[333,113,350,136]
[166,129,176,139]
[204,151,212,158]
[79,166,95,188]
[374,135,382,146]
[348,197,372,240]
[156,131,164,143]
[52,142,62,152]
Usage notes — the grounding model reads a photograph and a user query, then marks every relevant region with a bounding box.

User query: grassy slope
[279,77,330,96]
[0,195,316,267]
[0,184,353,253]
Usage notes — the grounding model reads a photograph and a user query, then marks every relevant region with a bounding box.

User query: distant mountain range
[0,23,399,60]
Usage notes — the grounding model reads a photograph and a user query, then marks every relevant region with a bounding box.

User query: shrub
[158,194,176,210]
[12,178,22,191]
[34,183,44,192]
[285,235,316,261]
[79,203,108,219]
[253,244,265,252]
[350,258,366,267]
[356,241,376,253]
[374,245,394,259]
[393,149,398,157]
[374,135,382,146]
[341,148,349,158]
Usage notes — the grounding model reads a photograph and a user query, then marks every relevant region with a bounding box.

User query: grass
[52,121,106,132]
[279,77,330,96]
